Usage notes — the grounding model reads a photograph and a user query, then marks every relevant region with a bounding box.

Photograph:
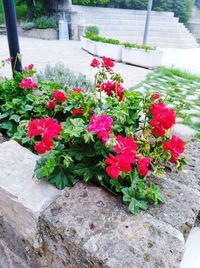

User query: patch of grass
[147,66,200,83]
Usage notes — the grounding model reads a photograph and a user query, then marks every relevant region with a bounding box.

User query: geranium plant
[0,57,185,214]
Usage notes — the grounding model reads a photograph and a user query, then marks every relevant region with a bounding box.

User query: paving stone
[172,124,197,139]
[191,117,200,123]
[40,182,184,268]
[180,227,200,268]
[185,95,198,101]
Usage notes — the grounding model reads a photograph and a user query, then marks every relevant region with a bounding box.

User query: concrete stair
[72,5,198,48]
[0,25,6,35]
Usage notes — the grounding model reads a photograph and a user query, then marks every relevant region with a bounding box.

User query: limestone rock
[148,177,200,238]
[40,182,184,268]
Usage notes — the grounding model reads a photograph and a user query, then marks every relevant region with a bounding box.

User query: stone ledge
[0,140,199,267]
[0,141,61,248]
[40,182,184,268]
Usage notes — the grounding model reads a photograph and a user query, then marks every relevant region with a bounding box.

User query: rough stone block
[40,182,184,268]
[148,177,200,238]
[0,141,61,238]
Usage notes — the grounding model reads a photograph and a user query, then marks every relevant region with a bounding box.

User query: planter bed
[96,42,122,62]
[19,28,58,40]
[81,36,97,56]
[122,46,163,69]
[81,37,163,69]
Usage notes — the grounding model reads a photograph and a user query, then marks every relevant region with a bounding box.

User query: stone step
[100,30,193,39]
[81,14,179,22]
[104,35,197,43]
[72,5,175,17]
[84,18,180,26]
[96,25,188,33]
[73,5,197,48]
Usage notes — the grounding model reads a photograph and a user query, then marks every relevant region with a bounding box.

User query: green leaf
[73,163,94,182]
[0,112,9,120]
[61,118,86,139]
[48,167,75,189]
[24,104,34,111]
[10,114,21,123]
[34,153,57,179]
[128,198,148,214]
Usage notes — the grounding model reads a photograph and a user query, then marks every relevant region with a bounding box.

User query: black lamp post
[2,0,22,75]
[143,0,153,46]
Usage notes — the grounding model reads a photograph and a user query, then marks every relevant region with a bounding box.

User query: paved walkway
[0,36,150,88]
[159,47,200,74]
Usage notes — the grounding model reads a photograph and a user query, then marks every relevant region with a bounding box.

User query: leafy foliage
[0,57,185,214]
[84,33,155,50]
[37,63,92,91]
[34,16,57,29]
[74,0,194,23]
[85,26,100,36]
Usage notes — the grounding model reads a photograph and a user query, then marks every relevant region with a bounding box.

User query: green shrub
[73,0,194,23]
[73,0,109,6]
[0,14,4,25]
[85,26,100,36]
[22,21,35,30]
[122,42,155,51]
[34,16,57,29]
[85,33,154,50]
[85,33,120,44]
[37,63,92,91]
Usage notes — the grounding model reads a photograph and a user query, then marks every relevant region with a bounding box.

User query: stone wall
[0,139,200,267]
[188,6,200,38]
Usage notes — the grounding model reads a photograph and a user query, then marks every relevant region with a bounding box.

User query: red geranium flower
[27,117,62,139]
[101,56,114,71]
[104,153,135,179]
[45,100,56,110]
[71,109,84,116]
[69,88,83,94]
[53,91,66,102]
[34,137,53,154]
[27,119,43,137]
[163,135,184,163]
[113,135,137,156]
[100,81,124,101]
[151,93,160,99]
[24,64,34,71]
[137,157,151,176]
[90,58,100,68]
[149,102,176,137]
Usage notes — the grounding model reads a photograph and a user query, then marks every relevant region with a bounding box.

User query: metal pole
[143,0,153,46]
[2,0,22,74]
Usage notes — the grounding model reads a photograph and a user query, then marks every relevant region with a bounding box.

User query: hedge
[72,0,194,24]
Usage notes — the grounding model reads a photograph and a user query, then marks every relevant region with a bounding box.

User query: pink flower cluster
[87,114,113,143]
[19,78,37,90]
[27,117,62,154]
